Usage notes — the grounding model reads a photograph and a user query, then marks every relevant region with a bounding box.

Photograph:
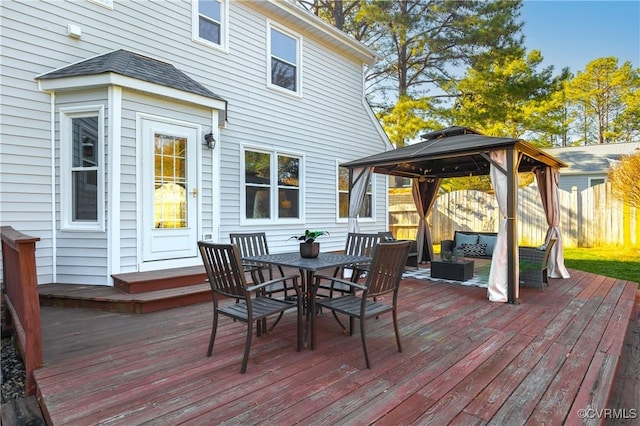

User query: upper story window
[337,165,373,221]
[243,148,302,222]
[194,0,227,50]
[60,106,105,231]
[268,23,301,95]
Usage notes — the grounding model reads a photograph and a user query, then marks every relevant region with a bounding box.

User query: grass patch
[563,247,640,285]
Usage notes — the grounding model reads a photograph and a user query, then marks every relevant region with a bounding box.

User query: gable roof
[342,126,566,178]
[37,49,225,102]
[544,142,640,174]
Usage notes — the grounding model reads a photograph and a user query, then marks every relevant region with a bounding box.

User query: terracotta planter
[299,242,320,258]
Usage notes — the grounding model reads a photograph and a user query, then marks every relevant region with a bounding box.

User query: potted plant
[289,230,329,258]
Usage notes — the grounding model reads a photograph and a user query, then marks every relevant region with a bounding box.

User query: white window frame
[192,0,229,52]
[60,106,105,231]
[241,146,305,225]
[336,162,375,223]
[588,177,606,187]
[266,21,302,97]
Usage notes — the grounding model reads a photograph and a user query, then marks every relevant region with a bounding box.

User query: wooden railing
[1,226,42,395]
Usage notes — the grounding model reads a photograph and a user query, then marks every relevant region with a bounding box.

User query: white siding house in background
[0,0,391,286]
[544,142,640,192]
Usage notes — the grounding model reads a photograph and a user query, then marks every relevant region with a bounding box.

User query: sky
[519,0,640,74]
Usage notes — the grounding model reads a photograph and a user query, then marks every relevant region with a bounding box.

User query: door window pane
[154,134,188,228]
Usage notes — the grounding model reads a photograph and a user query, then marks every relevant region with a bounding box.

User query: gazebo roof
[342,126,566,178]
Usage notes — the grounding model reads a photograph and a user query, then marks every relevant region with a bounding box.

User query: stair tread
[111,265,205,284]
[39,282,209,302]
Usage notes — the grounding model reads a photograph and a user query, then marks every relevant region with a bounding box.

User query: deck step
[38,282,211,314]
[112,265,207,293]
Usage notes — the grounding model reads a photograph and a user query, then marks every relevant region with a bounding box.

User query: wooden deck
[34,268,639,425]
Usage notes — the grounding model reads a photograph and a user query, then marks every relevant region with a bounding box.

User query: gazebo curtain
[487,150,517,302]
[348,166,373,232]
[412,177,442,263]
[534,167,571,278]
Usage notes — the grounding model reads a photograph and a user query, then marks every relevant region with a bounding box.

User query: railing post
[1,226,42,396]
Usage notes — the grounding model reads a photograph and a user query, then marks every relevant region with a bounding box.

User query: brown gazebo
[342,126,570,304]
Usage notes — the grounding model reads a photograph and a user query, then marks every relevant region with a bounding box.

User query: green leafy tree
[442,50,565,139]
[565,57,639,144]
[377,95,441,146]
[302,0,525,146]
[297,1,371,40]
[608,151,640,208]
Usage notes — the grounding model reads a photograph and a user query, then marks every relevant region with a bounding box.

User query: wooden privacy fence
[389,183,639,248]
[1,226,42,396]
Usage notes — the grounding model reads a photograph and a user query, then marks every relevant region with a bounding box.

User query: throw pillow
[455,233,478,248]
[537,242,548,251]
[461,243,487,257]
[478,234,497,256]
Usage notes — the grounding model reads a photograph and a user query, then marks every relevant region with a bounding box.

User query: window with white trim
[60,106,105,230]
[589,177,605,187]
[268,24,301,95]
[244,149,301,221]
[337,165,373,220]
[194,0,227,50]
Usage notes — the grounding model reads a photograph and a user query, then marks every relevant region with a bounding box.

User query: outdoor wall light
[204,131,216,149]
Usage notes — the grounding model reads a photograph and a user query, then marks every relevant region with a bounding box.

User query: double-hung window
[60,106,104,231]
[244,149,301,221]
[194,0,227,50]
[337,165,373,221]
[268,23,301,95]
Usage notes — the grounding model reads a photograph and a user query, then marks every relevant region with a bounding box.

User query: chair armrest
[313,274,367,292]
[247,275,301,297]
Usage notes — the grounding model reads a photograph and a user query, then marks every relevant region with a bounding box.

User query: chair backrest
[542,239,557,265]
[344,232,381,257]
[229,232,270,257]
[364,241,411,298]
[198,242,248,299]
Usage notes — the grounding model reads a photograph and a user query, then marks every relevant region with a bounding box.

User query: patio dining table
[241,251,372,350]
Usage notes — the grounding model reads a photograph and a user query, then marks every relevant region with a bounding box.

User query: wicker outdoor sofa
[441,231,556,291]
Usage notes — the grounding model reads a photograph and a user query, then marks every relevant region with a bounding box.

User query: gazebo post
[506,147,519,304]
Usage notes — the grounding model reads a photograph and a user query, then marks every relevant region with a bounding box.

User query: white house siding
[213,2,389,253]
[0,0,389,284]
[556,175,597,193]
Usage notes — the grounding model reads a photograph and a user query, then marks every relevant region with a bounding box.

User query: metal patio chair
[198,241,302,374]
[313,241,410,368]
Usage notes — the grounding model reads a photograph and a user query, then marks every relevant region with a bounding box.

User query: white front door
[141,118,198,263]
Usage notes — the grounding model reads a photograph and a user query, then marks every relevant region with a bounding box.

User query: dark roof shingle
[38,49,224,102]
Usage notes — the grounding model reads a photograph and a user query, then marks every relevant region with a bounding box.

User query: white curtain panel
[487,150,518,302]
[347,167,373,233]
[534,167,571,278]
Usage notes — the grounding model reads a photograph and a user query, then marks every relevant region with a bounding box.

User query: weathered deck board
[33,268,638,425]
